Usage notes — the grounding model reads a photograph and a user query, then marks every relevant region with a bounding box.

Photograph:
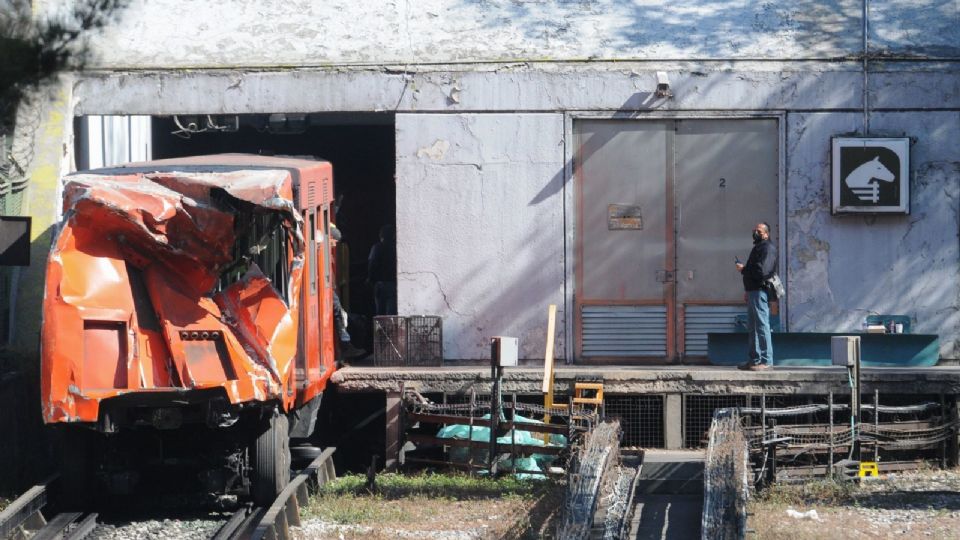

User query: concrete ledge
[330,365,960,396]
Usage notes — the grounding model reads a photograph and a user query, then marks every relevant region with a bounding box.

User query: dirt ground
[748,468,960,539]
[294,473,564,540]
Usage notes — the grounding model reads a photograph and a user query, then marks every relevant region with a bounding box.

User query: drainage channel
[625,450,705,540]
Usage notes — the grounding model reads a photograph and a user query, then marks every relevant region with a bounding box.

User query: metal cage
[373,315,443,367]
[605,395,665,448]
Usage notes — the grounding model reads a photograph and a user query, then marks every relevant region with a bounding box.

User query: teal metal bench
[707,331,939,367]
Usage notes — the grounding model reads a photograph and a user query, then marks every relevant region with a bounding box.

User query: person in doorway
[330,222,365,361]
[367,225,397,316]
[735,222,777,371]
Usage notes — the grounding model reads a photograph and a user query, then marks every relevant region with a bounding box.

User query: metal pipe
[828,392,834,478]
[862,0,870,134]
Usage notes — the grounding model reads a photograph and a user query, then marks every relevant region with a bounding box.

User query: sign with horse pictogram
[832,137,910,214]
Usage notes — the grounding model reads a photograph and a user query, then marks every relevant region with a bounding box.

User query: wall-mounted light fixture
[655,71,672,98]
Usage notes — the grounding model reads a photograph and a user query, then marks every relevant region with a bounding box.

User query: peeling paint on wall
[416,139,450,161]
[787,112,960,359]
[396,113,565,360]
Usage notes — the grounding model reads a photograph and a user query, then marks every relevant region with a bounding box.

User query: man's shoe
[747,363,771,371]
[737,362,755,371]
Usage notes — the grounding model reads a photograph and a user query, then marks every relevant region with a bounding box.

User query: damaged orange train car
[41,154,338,505]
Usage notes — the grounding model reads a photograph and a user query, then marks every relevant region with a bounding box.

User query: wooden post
[542,304,558,407]
[542,304,558,443]
[384,388,402,472]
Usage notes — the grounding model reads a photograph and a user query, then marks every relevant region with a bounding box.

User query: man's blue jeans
[746,289,773,366]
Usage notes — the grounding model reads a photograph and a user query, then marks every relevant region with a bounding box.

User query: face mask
[752,231,763,243]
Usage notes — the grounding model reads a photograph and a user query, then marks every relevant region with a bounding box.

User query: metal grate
[683,305,745,357]
[408,315,443,365]
[605,395,664,448]
[373,316,406,366]
[685,395,748,448]
[581,305,667,357]
[373,315,443,367]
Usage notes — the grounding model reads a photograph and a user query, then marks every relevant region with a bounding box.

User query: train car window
[217,211,291,303]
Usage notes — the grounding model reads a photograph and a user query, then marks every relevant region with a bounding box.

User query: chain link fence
[701,408,749,540]
[558,420,622,539]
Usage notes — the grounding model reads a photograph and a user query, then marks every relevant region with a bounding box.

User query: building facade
[11,0,960,363]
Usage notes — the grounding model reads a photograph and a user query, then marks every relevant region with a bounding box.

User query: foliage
[754,478,858,507]
[0,0,128,178]
[316,471,549,500]
[1,0,127,99]
[304,471,564,535]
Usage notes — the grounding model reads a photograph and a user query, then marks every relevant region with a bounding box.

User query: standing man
[367,225,397,315]
[735,222,777,371]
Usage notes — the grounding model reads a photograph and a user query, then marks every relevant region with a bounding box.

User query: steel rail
[243,447,336,540]
[63,513,98,540]
[0,474,59,540]
[211,504,261,540]
[31,512,83,540]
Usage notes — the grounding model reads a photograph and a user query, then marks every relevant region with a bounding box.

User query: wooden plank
[542,304,557,395]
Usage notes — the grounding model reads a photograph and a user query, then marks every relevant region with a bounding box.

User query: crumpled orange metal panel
[41,163,313,424]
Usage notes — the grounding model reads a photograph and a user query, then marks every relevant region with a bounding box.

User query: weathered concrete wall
[11,79,74,358]
[71,63,960,117]
[72,65,869,115]
[16,1,960,365]
[396,113,566,360]
[60,0,960,68]
[786,111,960,359]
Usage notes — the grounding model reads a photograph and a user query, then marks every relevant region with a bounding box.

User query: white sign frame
[831,137,910,214]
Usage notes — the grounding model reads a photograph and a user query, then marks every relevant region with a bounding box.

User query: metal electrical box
[831,336,861,367]
[491,336,519,367]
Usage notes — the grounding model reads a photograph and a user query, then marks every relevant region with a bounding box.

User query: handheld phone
[735,256,741,264]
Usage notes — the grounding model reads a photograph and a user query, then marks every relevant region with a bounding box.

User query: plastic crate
[373,315,443,367]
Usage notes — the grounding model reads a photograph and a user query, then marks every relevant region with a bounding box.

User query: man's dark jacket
[742,239,777,291]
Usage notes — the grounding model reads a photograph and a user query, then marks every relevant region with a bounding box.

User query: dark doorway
[146,113,396,349]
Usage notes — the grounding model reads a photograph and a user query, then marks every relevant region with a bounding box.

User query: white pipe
[862,0,870,134]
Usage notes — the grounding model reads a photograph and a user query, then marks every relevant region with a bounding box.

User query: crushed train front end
[40,154,337,505]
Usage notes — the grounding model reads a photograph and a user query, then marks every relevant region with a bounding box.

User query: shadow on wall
[449,0,960,59]
[457,0,959,59]
[415,80,959,363]
[787,116,960,360]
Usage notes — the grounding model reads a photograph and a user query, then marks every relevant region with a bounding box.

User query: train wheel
[250,409,290,506]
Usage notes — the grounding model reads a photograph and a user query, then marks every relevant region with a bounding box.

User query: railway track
[0,447,336,540]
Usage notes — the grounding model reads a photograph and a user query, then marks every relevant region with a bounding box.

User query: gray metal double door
[575,118,778,363]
